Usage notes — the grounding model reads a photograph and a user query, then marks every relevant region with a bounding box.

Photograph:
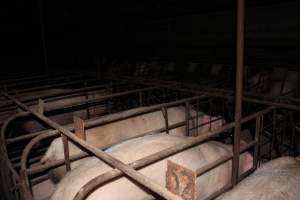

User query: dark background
[2,0,300,76]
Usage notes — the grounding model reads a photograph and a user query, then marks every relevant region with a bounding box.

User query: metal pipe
[1,81,123,107]
[3,87,157,145]
[232,0,245,186]
[118,77,300,111]
[73,107,273,200]
[6,94,197,145]
[3,93,183,200]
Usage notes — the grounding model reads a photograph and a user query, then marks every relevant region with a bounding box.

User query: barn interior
[1,0,300,200]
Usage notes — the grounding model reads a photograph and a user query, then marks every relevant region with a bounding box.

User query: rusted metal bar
[0,81,122,107]
[73,107,273,200]
[62,134,71,171]
[289,111,296,156]
[38,99,44,115]
[139,91,143,106]
[185,101,190,136]
[120,77,300,111]
[3,73,85,89]
[7,77,95,95]
[3,93,183,200]
[253,116,261,169]
[3,87,157,144]
[163,106,169,134]
[232,0,245,186]
[5,95,198,145]
[19,169,32,200]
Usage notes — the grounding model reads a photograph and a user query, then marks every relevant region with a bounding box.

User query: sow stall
[1,75,300,199]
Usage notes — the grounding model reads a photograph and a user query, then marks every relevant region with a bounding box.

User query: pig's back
[50,134,234,200]
[217,157,300,200]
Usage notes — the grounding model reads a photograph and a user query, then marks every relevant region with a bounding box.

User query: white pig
[40,106,225,181]
[50,134,253,200]
[217,156,300,200]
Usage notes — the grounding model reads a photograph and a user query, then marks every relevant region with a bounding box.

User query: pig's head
[200,115,225,132]
[41,138,64,164]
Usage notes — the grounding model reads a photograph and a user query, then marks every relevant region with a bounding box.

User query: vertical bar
[253,116,261,169]
[232,0,245,186]
[19,169,33,200]
[62,134,71,171]
[139,91,143,106]
[163,106,169,134]
[289,111,296,156]
[38,99,44,115]
[196,100,199,136]
[185,101,190,136]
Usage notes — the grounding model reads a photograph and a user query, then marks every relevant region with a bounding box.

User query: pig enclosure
[0,72,299,200]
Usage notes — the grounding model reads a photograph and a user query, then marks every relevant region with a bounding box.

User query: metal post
[232,0,245,186]
[62,134,71,171]
[253,116,261,169]
[185,101,190,136]
[163,106,169,134]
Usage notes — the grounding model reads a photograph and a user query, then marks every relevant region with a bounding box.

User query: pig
[50,134,253,200]
[40,106,225,181]
[18,89,107,133]
[217,156,300,200]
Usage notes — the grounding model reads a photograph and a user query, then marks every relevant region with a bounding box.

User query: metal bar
[3,73,85,89]
[119,77,300,111]
[62,134,71,171]
[185,101,190,136]
[139,91,143,106]
[73,107,273,200]
[2,87,156,144]
[3,93,182,200]
[253,116,261,169]
[6,95,198,145]
[232,0,245,186]
[38,99,44,115]
[0,82,124,109]
[163,106,169,134]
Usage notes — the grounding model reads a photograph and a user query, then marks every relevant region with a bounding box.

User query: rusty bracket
[73,116,86,141]
[166,160,196,200]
